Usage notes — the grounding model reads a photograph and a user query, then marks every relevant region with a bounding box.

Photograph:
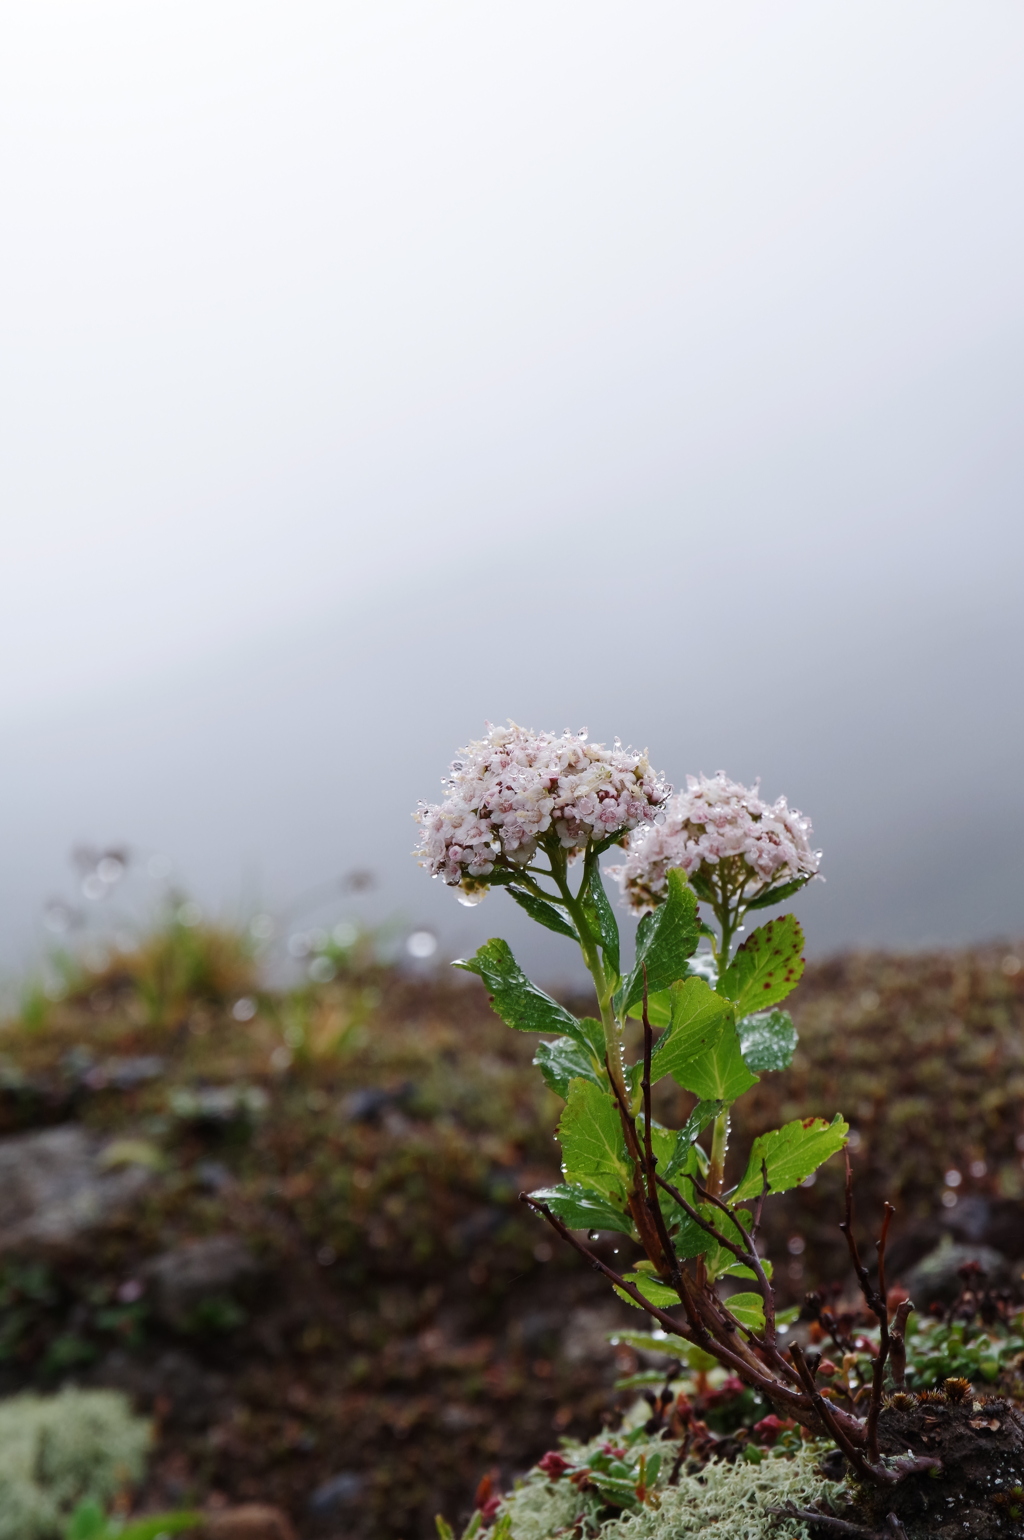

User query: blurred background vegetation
[0,869,1022,1537]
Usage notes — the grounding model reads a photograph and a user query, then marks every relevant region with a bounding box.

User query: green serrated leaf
[617,869,700,1014]
[718,916,806,1016]
[455,938,584,1042]
[533,1018,606,1099]
[724,1291,766,1334]
[744,875,812,911]
[507,887,578,939]
[650,977,733,1084]
[668,1019,757,1103]
[732,1113,849,1202]
[558,1077,631,1197]
[617,1329,716,1373]
[610,1328,688,1353]
[619,1272,681,1308]
[529,1182,635,1236]
[582,866,620,978]
[738,1009,798,1073]
[702,1206,755,1281]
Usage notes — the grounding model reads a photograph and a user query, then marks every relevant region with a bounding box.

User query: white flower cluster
[613,772,821,914]
[414,722,671,899]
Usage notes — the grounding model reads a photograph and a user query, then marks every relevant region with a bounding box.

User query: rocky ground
[0,926,1022,1538]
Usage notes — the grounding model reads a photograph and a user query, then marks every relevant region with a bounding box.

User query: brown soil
[0,940,1022,1536]
[805,1395,1024,1539]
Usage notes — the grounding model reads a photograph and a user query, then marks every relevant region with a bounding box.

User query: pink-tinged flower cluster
[612,772,821,914]
[413,722,671,900]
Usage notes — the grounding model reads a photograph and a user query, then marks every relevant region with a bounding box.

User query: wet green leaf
[733,1114,849,1201]
[668,1020,757,1103]
[650,977,733,1084]
[528,1182,634,1235]
[558,1077,631,1197]
[617,870,700,1013]
[507,887,577,940]
[455,938,583,1042]
[616,1271,682,1309]
[533,1018,606,1099]
[744,876,812,911]
[582,867,620,979]
[724,1291,766,1334]
[719,916,806,1016]
[737,1009,798,1073]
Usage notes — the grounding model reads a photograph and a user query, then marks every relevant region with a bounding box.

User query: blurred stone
[142,1235,262,1329]
[0,1124,153,1250]
[308,1471,363,1514]
[340,1083,413,1124]
[903,1237,1011,1306]
[200,1505,297,1540]
[83,1054,166,1090]
[194,1159,234,1192]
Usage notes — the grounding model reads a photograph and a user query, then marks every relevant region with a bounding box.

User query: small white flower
[612,771,821,914]
[413,722,671,899]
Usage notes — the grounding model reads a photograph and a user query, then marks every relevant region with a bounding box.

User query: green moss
[0,1388,150,1540]
[501,1426,839,1540]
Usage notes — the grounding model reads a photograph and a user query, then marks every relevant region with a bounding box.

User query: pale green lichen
[0,1388,151,1540]
[501,1429,841,1540]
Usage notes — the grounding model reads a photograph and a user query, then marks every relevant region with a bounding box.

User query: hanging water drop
[587,1229,601,1241]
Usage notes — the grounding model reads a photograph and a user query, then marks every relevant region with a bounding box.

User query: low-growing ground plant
[0,1388,152,1540]
[415,723,1024,1539]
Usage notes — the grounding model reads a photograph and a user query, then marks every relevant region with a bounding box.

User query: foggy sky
[2,3,1023,982]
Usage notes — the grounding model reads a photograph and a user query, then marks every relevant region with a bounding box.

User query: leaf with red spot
[732,1113,849,1200]
[718,915,805,1016]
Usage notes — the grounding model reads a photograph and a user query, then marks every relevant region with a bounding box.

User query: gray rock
[0,1124,153,1250]
[903,1236,1011,1306]
[82,1055,166,1091]
[142,1234,262,1329]
[308,1472,363,1514]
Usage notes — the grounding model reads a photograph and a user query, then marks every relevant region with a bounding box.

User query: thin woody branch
[519,1193,813,1416]
[839,1152,895,1463]
[653,1167,797,1388]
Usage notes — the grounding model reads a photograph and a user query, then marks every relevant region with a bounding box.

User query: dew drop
[587,1229,601,1241]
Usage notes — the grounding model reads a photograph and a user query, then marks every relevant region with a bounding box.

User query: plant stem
[708,1112,730,1197]
[707,900,736,1196]
[550,849,627,1102]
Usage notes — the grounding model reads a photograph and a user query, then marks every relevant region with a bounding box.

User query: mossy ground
[0,935,1021,1537]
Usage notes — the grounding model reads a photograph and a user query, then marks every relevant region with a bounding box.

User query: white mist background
[1,2,1023,982]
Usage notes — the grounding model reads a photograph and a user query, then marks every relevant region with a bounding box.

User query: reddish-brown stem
[790,1341,894,1485]
[750,1159,770,1241]
[839,1152,894,1463]
[662,1167,798,1388]
[890,1299,914,1392]
[519,1194,814,1417]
